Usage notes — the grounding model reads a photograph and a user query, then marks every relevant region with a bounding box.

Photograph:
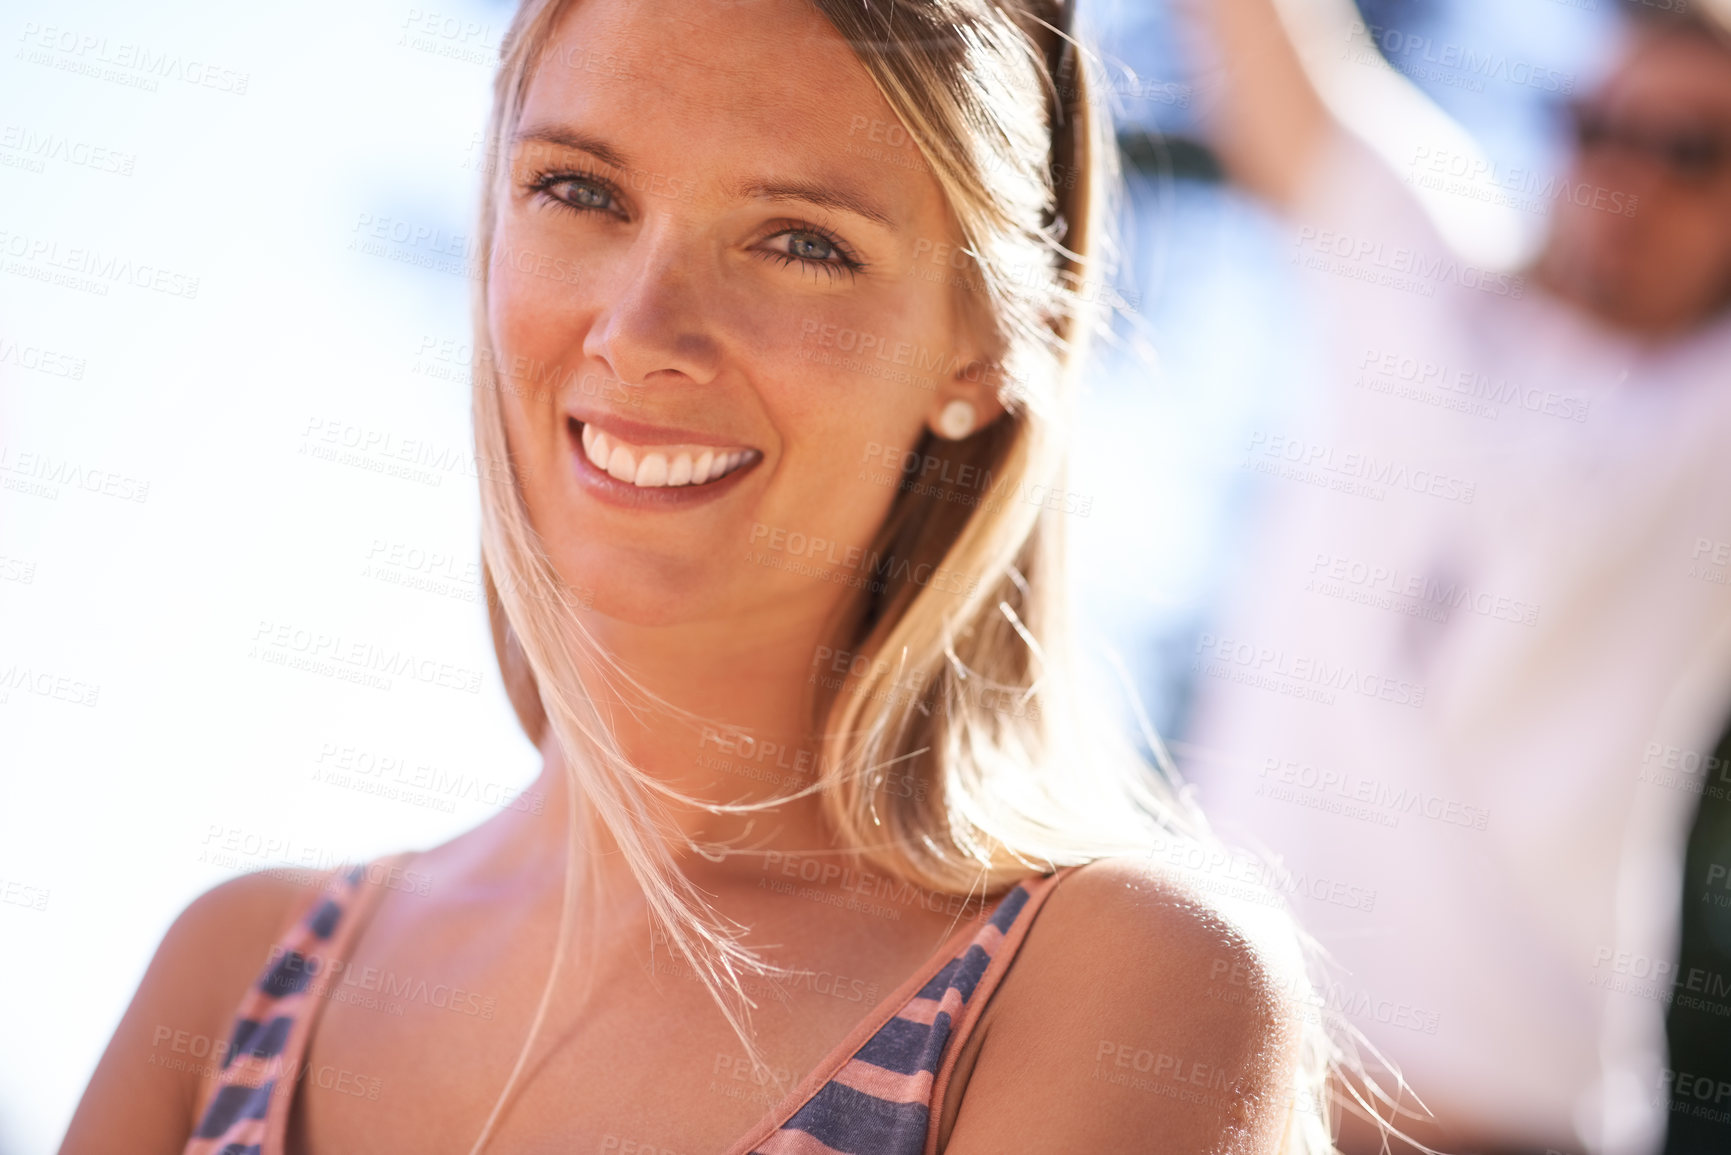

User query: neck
[514,591,862,896]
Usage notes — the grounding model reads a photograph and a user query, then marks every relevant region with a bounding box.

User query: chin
[550,550,735,629]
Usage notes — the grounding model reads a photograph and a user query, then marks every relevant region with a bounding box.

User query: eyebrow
[513,125,633,171]
[730,178,897,230]
[512,123,898,229]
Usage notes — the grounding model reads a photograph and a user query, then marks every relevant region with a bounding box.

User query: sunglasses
[1565,98,1731,183]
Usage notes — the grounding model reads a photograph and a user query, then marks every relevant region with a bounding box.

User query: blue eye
[522,167,863,279]
[557,178,613,211]
[762,227,862,279]
[524,168,621,216]
[785,232,836,261]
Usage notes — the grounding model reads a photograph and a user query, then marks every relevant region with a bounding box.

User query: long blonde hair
[468,1,1350,1152]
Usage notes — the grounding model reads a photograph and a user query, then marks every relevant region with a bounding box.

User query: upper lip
[566,409,756,451]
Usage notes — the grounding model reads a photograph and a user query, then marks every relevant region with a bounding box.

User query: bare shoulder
[57,868,332,1155]
[1027,855,1312,1019]
[944,856,1315,1154]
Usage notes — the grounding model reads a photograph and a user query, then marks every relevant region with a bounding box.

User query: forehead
[1604,29,1731,119]
[521,0,917,182]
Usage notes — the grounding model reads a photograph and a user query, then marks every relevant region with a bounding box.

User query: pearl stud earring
[936,399,977,440]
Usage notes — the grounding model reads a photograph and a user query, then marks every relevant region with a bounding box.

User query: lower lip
[566,419,757,510]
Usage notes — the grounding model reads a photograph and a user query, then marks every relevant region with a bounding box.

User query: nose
[582,232,722,389]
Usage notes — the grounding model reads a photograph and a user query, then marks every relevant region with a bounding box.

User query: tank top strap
[728,865,1077,1155]
[923,865,1075,1154]
[182,852,416,1155]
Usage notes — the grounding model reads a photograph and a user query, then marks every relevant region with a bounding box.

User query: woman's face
[490,0,1000,628]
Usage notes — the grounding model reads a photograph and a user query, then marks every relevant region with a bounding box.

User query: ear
[927,357,1008,441]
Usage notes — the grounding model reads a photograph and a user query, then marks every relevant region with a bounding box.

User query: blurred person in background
[1176,1,1731,1154]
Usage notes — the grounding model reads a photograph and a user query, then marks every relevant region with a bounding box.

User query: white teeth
[585,428,611,472]
[634,452,668,487]
[577,423,752,489]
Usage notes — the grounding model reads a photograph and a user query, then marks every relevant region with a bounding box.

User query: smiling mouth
[573,419,760,489]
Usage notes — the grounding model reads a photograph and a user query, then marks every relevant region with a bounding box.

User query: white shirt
[1182,126,1731,1155]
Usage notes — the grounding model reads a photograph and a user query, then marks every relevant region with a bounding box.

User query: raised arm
[1181,0,1533,269]
[1180,0,1335,207]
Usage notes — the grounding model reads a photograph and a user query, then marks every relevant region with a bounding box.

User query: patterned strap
[922,866,1075,1155]
[181,853,414,1155]
[725,868,1073,1155]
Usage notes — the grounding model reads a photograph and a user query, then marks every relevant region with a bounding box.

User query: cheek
[744,296,961,535]
[488,253,578,517]
[1637,202,1731,273]
[490,234,582,369]
[496,378,560,546]
[752,380,926,556]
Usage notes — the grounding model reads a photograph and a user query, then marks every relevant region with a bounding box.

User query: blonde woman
[61,0,1345,1152]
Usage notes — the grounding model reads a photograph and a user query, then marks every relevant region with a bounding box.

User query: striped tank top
[183,853,1074,1155]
